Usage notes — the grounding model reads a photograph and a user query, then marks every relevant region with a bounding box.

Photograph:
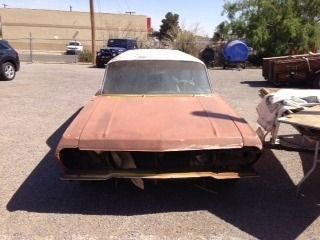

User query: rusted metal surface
[56,94,262,181]
[262,53,320,79]
[262,54,320,86]
[56,94,262,153]
[61,170,258,181]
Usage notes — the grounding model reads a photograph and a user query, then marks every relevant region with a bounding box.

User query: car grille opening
[59,148,261,172]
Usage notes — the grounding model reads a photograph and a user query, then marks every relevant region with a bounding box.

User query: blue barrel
[223,40,249,63]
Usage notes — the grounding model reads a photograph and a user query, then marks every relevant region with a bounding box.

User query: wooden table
[278,105,320,195]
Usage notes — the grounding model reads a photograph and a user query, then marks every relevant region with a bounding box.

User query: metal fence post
[74,38,77,63]
[29,32,33,63]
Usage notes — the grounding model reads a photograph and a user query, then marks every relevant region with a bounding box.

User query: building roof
[108,49,204,64]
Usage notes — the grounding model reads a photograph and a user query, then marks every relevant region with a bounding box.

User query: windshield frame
[68,41,80,46]
[107,39,128,49]
[100,60,214,96]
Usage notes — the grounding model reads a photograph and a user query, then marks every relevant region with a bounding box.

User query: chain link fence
[4,34,211,63]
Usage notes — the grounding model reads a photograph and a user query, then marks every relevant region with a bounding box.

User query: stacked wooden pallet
[262,53,320,88]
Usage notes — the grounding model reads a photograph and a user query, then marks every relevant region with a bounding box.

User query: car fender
[0,56,19,71]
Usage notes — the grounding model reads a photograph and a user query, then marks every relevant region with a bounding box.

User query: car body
[0,40,20,81]
[96,38,138,68]
[65,41,84,55]
[56,49,262,188]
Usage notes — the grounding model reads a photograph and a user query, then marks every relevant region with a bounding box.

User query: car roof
[108,49,204,65]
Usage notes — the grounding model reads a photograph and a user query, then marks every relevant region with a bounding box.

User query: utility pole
[89,0,96,64]
[29,32,33,63]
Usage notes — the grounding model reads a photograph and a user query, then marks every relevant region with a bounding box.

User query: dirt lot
[0,63,319,239]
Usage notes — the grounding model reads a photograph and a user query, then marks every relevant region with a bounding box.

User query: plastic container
[223,40,249,63]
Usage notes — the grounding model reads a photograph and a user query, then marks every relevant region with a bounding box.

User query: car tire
[312,74,320,89]
[1,62,16,81]
[96,61,105,68]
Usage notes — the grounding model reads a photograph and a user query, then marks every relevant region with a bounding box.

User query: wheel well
[1,60,17,71]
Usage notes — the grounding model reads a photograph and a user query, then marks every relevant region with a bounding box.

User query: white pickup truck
[65,41,84,55]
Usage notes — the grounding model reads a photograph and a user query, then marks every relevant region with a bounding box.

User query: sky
[1,0,227,37]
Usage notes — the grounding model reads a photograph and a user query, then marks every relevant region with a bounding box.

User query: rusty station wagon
[56,49,262,188]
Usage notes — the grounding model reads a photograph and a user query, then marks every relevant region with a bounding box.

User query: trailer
[223,40,249,69]
[262,53,320,88]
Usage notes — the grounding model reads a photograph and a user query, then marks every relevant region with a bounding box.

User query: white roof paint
[108,49,204,65]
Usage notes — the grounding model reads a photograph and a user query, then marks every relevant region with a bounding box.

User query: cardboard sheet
[278,105,320,130]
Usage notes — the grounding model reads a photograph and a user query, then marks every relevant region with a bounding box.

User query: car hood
[107,47,127,51]
[57,94,262,152]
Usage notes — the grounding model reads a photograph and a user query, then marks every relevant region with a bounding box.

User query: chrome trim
[62,170,258,181]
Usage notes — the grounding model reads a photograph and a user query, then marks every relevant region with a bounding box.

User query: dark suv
[96,38,138,68]
[0,40,20,81]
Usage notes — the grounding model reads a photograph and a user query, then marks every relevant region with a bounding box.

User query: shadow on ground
[7,111,320,240]
[274,134,320,202]
[240,80,277,88]
[240,79,313,89]
[192,111,247,123]
[87,65,103,69]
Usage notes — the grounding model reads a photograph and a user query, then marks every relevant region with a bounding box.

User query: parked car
[96,38,138,68]
[56,49,262,189]
[0,40,20,81]
[65,41,83,55]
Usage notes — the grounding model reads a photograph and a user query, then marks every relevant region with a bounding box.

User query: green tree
[212,21,230,41]
[214,0,320,56]
[154,12,180,42]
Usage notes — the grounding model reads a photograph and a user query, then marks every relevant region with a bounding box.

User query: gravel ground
[19,53,78,63]
[0,63,319,240]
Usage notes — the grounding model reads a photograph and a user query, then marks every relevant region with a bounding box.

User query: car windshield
[107,39,128,48]
[69,42,80,46]
[102,60,212,95]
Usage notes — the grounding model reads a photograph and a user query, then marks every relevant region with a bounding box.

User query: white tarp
[270,89,320,104]
[257,89,320,132]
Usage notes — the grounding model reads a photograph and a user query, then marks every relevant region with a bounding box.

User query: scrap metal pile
[262,53,320,88]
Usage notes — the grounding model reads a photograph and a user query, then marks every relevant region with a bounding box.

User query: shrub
[174,23,205,57]
[78,50,93,62]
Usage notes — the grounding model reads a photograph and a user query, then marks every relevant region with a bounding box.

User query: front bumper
[66,49,81,55]
[96,55,113,66]
[61,169,258,181]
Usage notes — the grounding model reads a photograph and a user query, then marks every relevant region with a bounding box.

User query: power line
[97,0,103,26]
[114,0,124,13]
[96,0,105,42]
[124,0,130,12]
